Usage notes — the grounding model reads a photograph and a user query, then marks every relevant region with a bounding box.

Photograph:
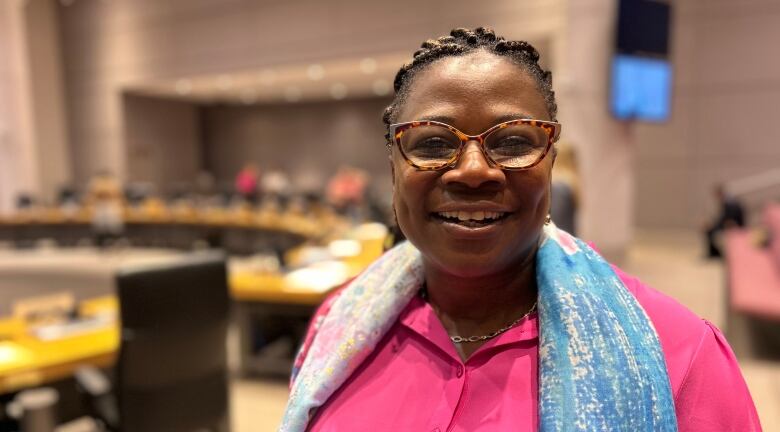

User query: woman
[87,170,124,248]
[281,28,760,431]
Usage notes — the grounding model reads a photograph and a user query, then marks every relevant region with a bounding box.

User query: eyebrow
[416,112,538,125]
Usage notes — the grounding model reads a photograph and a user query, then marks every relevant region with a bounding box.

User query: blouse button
[456,365,464,377]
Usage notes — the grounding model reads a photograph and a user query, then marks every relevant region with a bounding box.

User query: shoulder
[611,265,711,396]
[611,266,717,394]
[612,266,761,430]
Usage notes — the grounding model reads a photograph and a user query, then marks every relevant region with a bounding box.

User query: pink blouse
[306,268,762,431]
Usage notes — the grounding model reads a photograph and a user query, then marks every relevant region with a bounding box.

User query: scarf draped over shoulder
[280,225,677,431]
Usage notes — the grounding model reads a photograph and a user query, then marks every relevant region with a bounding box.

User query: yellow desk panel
[230,273,331,306]
[0,297,118,394]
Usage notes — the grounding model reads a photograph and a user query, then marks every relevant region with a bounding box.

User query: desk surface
[0,297,118,394]
[0,273,339,394]
[230,273,331,305]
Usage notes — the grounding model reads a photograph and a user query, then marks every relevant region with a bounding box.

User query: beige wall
[0,0,29,212]
[635,0,780,228]
[556,0,635,259]
[123,95,201,191]
[0,0,71,210]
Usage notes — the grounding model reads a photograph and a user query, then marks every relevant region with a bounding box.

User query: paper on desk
[29,314,114,341]
[284,260,349,293]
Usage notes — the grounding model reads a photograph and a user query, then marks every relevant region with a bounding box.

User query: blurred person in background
[263,169,293,200]
[549,140,580,235]
[281,28,760,431]
[192,170,221,208]
[326,165,368,222]
[57,185,81,217]
[86,170,124,249]
[235,162,261,204]
[704,184,746,258]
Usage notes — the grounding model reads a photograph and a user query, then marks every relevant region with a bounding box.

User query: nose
[441,141,506,190]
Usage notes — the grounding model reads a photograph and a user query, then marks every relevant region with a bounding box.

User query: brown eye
[490,136,537,156]
[409,137,458,158]
[399,125,460,167]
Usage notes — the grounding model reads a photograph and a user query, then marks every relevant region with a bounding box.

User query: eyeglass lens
[399,123,550,169]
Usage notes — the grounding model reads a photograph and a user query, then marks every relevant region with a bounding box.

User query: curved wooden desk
[0,206,346,255]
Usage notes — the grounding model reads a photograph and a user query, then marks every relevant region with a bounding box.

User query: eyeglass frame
[385,118,562,171]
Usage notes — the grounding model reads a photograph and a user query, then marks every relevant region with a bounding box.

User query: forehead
[395,50,550,131]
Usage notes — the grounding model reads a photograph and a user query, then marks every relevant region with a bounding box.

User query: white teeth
[437,211,504,221]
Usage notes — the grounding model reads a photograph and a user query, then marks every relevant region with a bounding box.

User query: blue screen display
[611,54,672,122]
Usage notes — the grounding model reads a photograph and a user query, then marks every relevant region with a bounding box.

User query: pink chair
[725,228,780,321]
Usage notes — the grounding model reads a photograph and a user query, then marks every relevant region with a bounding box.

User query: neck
[423,247,538,327]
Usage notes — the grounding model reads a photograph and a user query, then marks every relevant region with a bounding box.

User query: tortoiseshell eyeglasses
[386,119,561,171]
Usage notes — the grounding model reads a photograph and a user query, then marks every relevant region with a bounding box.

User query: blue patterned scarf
[280,225,677,431]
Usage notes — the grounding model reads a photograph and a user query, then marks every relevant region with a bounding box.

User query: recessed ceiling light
[307,64,325,81]
[359,58,377,74]
[372,79,391,96]
[217,75,233,90]
[175,79,192,95]
[330,83,348,100]
[284,86,302,102]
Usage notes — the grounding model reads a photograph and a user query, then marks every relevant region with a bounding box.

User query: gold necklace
[420,286,538,344]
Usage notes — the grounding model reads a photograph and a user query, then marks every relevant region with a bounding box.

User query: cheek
[391,163,413,216]
[508,168,552,214]
[393,167,420,211]
[392,165,437,227]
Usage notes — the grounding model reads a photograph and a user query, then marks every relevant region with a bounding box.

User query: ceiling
[123,52,410,105]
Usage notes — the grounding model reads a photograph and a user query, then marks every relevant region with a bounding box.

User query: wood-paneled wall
[201,97,392,196]
[123,95,201,190]
[57,0,566,185]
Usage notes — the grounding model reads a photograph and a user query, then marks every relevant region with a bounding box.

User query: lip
[431,202,512,213]
[435,217,506,240]
[428,201,514,239]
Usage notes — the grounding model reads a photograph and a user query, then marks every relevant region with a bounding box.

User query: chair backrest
[115,252,229,432]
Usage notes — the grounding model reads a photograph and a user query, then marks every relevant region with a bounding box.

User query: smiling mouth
[432,211,510,228]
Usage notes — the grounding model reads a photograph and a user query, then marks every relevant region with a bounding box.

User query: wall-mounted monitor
[612,0,673,122]
[611,54,672,122]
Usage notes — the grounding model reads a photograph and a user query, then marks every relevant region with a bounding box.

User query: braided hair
[382,27,557,127]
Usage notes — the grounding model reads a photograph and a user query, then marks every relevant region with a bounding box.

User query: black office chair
[76,253,231,432]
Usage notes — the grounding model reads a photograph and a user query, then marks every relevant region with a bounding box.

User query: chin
[410,228,541,279]
[421,245,517,278]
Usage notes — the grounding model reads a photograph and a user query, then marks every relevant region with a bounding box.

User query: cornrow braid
[383,27,557,127]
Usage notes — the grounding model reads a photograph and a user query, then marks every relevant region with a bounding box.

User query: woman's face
[392,50,554,277]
